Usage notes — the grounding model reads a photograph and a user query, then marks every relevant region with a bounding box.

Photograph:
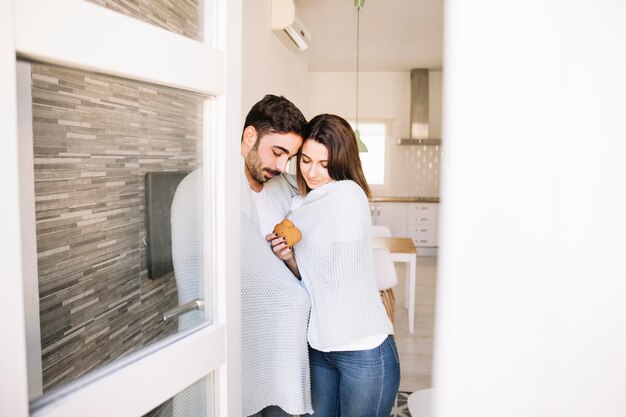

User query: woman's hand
[266,233,301,278]
[266,233,293,261]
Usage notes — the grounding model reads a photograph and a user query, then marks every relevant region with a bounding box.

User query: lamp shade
[355,128,369,152]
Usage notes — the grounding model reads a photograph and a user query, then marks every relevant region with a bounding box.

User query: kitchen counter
[370,196,440,203]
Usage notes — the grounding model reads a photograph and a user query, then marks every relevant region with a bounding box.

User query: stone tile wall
[86,0,204,41]
[32,63,204,391]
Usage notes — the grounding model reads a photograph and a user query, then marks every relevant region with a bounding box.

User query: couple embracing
[241,95,400,417]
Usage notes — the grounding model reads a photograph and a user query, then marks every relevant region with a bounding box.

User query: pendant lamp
[354,0,368,152]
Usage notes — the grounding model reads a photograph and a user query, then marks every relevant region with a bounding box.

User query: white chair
[372,247,398,323]
[407,388,433,417]
[372,224,396,318]
[372,224,393,237]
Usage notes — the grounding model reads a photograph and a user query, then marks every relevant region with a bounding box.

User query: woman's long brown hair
[297,114,372,199]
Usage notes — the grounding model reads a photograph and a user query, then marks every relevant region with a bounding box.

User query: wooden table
[373,237,418,334]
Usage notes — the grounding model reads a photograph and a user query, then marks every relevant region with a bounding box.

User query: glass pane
[29,62,210,393]
[351,121,387,185]
[143,374,214,417]
[85,0,206,43]
[359,132,386,185]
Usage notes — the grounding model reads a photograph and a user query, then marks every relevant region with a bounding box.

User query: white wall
[434,1,626,416]
[242,0,309,121]
[308,71,442,197]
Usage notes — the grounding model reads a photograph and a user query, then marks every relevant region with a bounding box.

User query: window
[353,121,387,185]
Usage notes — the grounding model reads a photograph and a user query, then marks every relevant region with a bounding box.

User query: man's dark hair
[242,94,307,141]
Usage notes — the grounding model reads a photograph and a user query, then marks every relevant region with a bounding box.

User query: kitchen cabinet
[370,200,439,256]
[369,202,408,238]
[406,203,438,249]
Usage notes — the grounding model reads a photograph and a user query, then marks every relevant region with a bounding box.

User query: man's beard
[245,142,281,184]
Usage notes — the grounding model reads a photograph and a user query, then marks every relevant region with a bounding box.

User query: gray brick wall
[32,63,204,391]
[86,0,203,41]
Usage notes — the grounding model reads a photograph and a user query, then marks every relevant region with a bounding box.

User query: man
[239,95,312,417]
[172,95,311,417]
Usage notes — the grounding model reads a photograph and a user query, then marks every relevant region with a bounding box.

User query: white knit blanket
[291,180,393,350]
[240,170,312,416]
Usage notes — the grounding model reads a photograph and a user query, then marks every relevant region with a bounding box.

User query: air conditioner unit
[270,0,312,52]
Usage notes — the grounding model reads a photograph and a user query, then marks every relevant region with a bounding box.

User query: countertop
[370,196,440,203]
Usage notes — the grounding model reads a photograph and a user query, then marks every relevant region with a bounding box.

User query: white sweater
[240,170,312,416]
[291,180,393,350]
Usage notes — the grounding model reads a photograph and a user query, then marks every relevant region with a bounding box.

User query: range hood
[397,69,441,145]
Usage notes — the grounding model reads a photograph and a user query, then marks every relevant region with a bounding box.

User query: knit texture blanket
[240,170,312,417]
[291,180,393,350]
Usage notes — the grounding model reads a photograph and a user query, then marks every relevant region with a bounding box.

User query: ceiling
[294,0,444,72]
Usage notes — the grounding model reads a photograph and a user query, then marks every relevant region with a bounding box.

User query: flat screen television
[144,171,190,280]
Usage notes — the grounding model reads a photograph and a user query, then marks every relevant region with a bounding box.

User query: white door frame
[0,0,30,415]
[0,0,241,415]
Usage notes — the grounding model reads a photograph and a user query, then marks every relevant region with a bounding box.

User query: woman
[267,114,400,417]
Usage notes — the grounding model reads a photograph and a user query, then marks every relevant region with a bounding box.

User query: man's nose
[276,156,289,172]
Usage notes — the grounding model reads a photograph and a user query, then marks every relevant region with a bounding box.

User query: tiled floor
[392,256,438,393]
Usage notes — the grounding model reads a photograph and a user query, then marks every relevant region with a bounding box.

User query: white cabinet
[406,203,438,248]
[369,202,408,238]
[370,201,439,255]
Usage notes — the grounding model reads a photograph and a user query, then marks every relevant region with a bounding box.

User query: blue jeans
[304,335,401,417]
